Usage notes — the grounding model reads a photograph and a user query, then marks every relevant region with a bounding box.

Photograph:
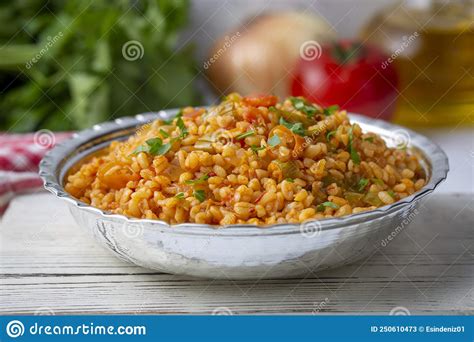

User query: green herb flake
[387,190,396,198]
[363,137,374,143]
[358,178,369,192]
[185,173,209,185]
[285,178,295,183]
[323,105,339,116]
[193,190,206,202]
[131,144,149,155]
[348,126,361,165]
[267,134,281,147]
[236,130,255,140]
[132,137,171,156]
[289,97,317,118]
[268,106,278,112]
[175,192,185,199]
[163,112,181,125]
[154,143,172,156]
[326,130,336,141]
[145,137,162,146]
[279,117,305,136]
[372,178,385,186]
[176,117,188,138]
[317,201,340,211]
[160,129,170,138]
[146,138,169,155]
[250,145,265,153]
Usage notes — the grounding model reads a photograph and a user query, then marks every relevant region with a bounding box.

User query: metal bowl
[39,110,449,279]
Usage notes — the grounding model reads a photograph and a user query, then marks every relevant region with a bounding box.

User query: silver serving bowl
[39,110,449,279]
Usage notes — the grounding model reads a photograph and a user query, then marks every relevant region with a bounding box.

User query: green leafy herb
[279,117,305,136]
[175,192,185,199]
[323,105,339,116]
[289,97,317,117]
[236,130,255,140]
[250,145,265,153]
[160,129,170,138]
[185,174,209,185]
[176,117,188,138]
[193,190,206,202]
[0,2,199,132]
[285,178,295,183]
[372,178,385,186]
[363,137,374,143]
[387,190,396,198]
[268,106,278,112]
[132,137,171,156]
[317,201,340,211]
[326,130,336,141]
[348,126,361,164]
[163,110,182,125]
[358,178,369,192]
[267,134,281,147]
[148,140,171,156]
[131,145,149,154]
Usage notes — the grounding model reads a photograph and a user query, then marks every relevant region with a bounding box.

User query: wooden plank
[0,193,473,315]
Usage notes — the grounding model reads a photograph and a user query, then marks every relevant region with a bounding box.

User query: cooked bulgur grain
[65,94,427,226]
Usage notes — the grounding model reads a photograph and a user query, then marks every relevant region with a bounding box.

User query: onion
[205,12,336,98]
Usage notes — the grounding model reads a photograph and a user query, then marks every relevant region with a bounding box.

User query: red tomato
[290,41,398,120]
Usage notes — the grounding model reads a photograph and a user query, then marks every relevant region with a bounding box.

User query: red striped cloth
[0,131,72,215]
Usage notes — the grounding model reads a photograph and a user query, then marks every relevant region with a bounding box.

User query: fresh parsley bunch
[0,0,199,131]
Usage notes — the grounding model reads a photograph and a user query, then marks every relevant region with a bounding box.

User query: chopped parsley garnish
[348,126,361,165]
[323,105,339,116]
[160,129,170,138]
[250,145,265,153]
[268,106,278,112]
[358,178,369,192]
[372,178,385,186]
[132,137,171,156]
[176,117,188,138]
[185,174,209,185]
[175,192,185,199]
[317,201,340,211]
[387,190,396,198]
[236,130,255,140]
[279,117,305,136]
[289,97,317,117]
[193,190,206,202]
[363,137,374,143]
[285,178,295,183]
[326,130,336,141]
[132,145,149,154]
[267,134,281,147]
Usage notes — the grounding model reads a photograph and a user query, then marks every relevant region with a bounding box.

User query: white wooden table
[1,192,472,315]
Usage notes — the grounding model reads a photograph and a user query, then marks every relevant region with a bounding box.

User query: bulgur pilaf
[65,94,427,226]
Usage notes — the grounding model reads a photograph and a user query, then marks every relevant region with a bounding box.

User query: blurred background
[0,0,472,192]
